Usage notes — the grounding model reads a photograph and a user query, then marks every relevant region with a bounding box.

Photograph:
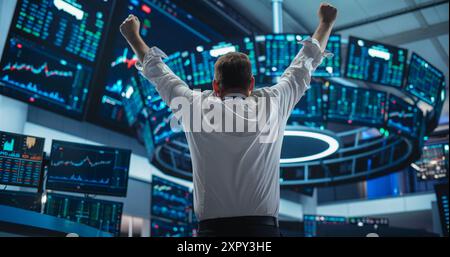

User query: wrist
[319,20,335,28]
[126,33,142,45]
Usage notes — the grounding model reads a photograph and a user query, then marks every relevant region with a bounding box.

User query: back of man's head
[214,52,253,93]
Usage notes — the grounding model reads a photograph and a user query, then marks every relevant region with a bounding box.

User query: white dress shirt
[137,38,327,221]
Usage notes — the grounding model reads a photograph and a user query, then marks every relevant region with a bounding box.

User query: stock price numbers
[0,131,45,188]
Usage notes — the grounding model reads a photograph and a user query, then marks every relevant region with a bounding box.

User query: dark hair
[214,52,252,91]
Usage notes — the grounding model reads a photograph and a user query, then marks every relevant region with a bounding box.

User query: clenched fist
[318,3,338,25]
[120,14,141,42]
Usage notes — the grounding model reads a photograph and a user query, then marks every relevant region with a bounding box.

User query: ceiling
[225,0,449,124]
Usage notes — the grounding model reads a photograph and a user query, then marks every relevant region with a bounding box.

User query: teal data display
[345,36,407,88]
[47,140,131,197]
[92,0,222,132]
[316,34,341,77]
[44,193,123,236]
[0,0,115,119]
[151,217,192,237]
[151,175,191,223]
[405,53,446,106]
[326,82,387,126]
[303,215,348,237]
[138,78,178,146]
[387,95,423,138]
[181,37,258,89]
[288,81,324,123]
[135,118,155,159]
[0,131,45,188]
[255,34,341,85]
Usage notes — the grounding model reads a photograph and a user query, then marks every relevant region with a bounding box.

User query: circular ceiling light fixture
[280,130,340,164]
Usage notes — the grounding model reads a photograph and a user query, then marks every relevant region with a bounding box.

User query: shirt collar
[223,93,247,99]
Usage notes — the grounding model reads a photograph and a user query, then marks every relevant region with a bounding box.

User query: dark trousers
[197,216,281,237]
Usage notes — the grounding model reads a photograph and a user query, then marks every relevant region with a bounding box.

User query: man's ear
[248,76,255,93]
[213,80,221,94]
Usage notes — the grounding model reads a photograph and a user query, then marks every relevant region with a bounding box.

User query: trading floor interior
[0,0,448,237]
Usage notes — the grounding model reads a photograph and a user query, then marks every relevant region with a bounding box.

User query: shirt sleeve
[271,38,332,119]
[136,47,193,106]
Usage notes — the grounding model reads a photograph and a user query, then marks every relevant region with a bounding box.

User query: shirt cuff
[299,37,333,69]
[135,47,168,71]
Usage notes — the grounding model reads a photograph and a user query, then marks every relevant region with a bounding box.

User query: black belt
[199,216,279,230]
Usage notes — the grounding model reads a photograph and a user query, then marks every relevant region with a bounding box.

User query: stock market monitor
[311,34,341,77]
[44,193,123,236]
[406,53,446,106]
[412,143,449,181]
[185,37,258,88]
[288,81,324,123]
[151,175,191,223]
[255,34,301,84]
[135,118,155,159]
[303,215,348,237]
[255,34,341,85]
[387,95,423,138]
[151,217,191,237]
[0,190,42,212]
[46,140,131,196]
[0,131,45,188]
[326,82,387,126]
[92,0,222,132]
[138,78,179,146]
[0,0,114,118]
[345,36,407,88]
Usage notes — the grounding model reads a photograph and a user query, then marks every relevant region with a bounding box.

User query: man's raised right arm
[272,3,337,118]
[120,15,192,105]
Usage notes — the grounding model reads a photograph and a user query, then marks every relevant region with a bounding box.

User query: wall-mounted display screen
[310,34,341,77]
[151,216,191,237]
[0,0,115,118]
[44,193,123,236]
[47,140,131,197]
[255,34,341,85]
[288,80,324,124]
[345,36,407,88]
[326,82,387,126]
[406,53,446,106]
[387,95,423,138]
[0,130,45,188]
[151,175,191,223]
[186,37,258,89]
[138,78,179,146]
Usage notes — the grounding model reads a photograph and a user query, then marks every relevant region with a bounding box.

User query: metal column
[272,0,283,33]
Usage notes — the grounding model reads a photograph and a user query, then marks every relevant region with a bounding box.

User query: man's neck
[220,89,250,98]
